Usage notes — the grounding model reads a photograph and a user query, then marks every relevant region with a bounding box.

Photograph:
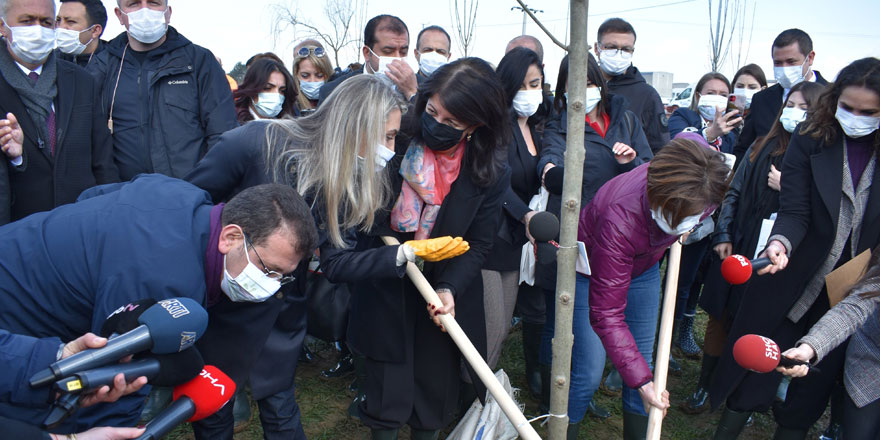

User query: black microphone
[543,166,564,195]
[54,347,204,394]
[100,298,158,337]
[30,298,208,387]
[528,211,559,242]
[529,211,560,263]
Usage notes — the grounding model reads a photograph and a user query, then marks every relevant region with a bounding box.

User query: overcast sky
[92,0,880,94]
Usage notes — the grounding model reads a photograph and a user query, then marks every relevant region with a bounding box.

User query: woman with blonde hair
[293,44,335,116]
[183,74,408,439]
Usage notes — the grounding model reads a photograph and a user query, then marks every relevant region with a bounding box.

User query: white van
[669,82,697,110]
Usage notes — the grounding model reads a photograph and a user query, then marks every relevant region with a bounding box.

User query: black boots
[622,411,649,440]
[321,343,354,378]
[567,421,581,439]
[521,321,544,399]
[713,407,752,440]
[370,429,398,440]
[411,429,440,440]
[539,363,551,413]
[772,426,808,440]
[676,314,701,358]
[682,354,718,414]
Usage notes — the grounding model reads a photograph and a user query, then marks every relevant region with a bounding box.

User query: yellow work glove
[404,236,470,262]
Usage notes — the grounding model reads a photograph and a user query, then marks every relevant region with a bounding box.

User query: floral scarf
[390,141,466,239]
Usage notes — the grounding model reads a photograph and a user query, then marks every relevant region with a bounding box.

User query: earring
[466,133,472,142]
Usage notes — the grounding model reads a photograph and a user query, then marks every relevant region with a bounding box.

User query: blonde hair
[264,75,407,248]
[294,48,334,110]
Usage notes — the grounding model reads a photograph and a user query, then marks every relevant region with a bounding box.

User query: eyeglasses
[296,46,326,59]
[244,235,296,285]
[599,45,635,56]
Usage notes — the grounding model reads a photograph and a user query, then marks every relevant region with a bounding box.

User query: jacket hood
[106,26,190,59]
[607,65,647,87]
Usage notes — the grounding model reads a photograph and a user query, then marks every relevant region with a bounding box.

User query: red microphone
[733,334,818,374]
[133,365,236,440]
[720,255,772,285]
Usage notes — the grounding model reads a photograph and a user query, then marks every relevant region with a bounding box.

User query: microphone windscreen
[151,347,205,387]
[138,298,209,354]
[544,166,564,195]
[721,254,753,285]
[733,334,781,373]
[100,298,158,337]
[173,365,236,422]
[529,212,560,242]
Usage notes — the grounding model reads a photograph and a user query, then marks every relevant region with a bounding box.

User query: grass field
[165,310,831,439]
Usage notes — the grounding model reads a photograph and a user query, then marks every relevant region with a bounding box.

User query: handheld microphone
[720,254,772,285]
[529,211,560,263]
[30,298,208,387]
[100,298,158,337]
[733,334,819,374]
[54,347,204,394]
[543,166,564,195]
[133,366,236,440]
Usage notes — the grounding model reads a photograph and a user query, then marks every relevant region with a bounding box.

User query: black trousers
[726,292,848,430]
[357,288,461,431]
[843,392,880,440]
[515,282,546,325]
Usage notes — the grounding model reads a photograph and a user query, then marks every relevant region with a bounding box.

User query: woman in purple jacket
[578,137,731,437]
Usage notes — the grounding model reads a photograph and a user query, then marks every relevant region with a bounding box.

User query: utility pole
[511,4,543,35]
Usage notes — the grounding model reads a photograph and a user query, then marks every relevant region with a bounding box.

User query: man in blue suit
[0,174,317,433]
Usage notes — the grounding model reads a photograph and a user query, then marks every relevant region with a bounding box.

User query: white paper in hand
[576,241,591,276]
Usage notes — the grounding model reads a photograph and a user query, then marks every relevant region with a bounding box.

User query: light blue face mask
[299,80,324,100]
[253,92,285,118]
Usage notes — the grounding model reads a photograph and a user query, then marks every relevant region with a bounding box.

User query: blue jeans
[620,263,662,415]
[540,274,606,423]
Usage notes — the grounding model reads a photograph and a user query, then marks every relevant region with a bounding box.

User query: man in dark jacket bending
[88,0,237,181]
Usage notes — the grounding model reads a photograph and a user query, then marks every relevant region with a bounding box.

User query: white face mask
[585,87,602,113]
[299,80,323,100]
[733,87,759,110]
[254,92,285,118]
[368,47,404,83]
[56,26,95,55]
[651,207,702,236]
[220,238,281,303]
[835,106,880,138]
[598,49,632,76]
[564,87,602,113]
[774,58,808,90]
[374,143,395,171]
[123,7,168,45]
[512,89,543,117]
[779,107,807,133]
[3,22,55,65]
[418,51,448,76]
[697,94,728,121]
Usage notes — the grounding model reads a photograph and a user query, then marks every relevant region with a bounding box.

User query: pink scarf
[390,141,465,239]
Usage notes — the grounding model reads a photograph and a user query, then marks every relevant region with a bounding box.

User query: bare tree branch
[707,0,751,72]
[449,0,479,57]
[514,0,569,52]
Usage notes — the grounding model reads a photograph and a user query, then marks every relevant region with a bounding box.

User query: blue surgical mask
[253,92,285,118]
[697,94,728,121]
[651,207,702,236]
[299,80,323,100]
[779,107,807,133]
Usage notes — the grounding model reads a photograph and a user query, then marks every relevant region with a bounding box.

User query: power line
[475,0,697,28]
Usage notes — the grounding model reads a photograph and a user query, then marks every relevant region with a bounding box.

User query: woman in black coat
[480,47,547,395]
[183,74,407,440]
[320,58,511,440]
[711,57,880,439]
[681,81,825,414]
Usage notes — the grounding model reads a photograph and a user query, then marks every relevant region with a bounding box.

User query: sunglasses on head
[297,46,325,58]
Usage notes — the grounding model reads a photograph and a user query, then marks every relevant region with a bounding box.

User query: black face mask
[420,111,465,151]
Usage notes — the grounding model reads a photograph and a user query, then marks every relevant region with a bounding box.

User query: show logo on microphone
[158,298,192,319]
